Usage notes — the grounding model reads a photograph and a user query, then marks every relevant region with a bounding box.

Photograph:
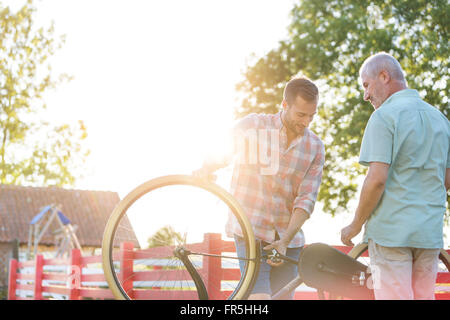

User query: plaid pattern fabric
[224,112,325,247]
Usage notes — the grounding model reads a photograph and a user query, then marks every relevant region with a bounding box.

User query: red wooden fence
[8,233,450,300]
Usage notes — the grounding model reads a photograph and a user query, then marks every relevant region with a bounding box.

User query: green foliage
[236,0,449,217]
[147,226,185,248]
[0,0,89,186]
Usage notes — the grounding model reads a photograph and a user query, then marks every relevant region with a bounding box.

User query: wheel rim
[102,175,258,300]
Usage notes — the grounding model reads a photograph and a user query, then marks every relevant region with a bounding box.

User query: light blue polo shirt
[360,89,450,249]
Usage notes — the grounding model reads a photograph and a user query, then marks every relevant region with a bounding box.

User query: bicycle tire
[102,174,259,300]
[348,242,450,299]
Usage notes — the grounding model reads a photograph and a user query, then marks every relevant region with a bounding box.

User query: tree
[0,0,89,186]
[147,226,185,248]
[236,0,449,217]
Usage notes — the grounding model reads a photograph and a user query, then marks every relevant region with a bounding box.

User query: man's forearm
[352,173,386,229]
[340,162,389,246]
[202,161,226,173]
[202,151,234,173]
[279,208,310,245]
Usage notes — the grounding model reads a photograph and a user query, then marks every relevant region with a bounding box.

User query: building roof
[0,184,139,248]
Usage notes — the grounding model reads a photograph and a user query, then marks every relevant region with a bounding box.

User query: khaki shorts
[368,239,440,300]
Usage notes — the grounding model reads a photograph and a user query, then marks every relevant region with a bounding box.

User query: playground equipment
[27,204,82,259]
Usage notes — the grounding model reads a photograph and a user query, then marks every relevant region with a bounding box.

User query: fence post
[203,233,222,300]
[151,266,162,290]
[69,249,82,300]
[34,255,44,300]
[11,239,19,260]
[119,242,134,299]
[7,259,17,300]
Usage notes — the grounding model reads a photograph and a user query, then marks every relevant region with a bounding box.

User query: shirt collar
[381,89,419,107]
[275,111,284,129]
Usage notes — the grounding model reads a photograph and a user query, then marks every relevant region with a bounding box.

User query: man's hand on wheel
[192,167,217,182]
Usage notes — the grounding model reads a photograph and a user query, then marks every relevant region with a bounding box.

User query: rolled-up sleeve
[359,111,393,166]
[293,142,325,216]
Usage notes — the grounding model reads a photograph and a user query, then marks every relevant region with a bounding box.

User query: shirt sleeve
[231,113,261,164]
[293,141,325,216]
[447,127,450,168]
[359,111,393,166]
[447,147,450,168]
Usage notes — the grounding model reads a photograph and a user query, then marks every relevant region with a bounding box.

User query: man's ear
[379,70,391,84]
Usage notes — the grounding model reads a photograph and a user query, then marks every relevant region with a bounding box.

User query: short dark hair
[283,76,319,105]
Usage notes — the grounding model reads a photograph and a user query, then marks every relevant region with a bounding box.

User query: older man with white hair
[341,52,450,300]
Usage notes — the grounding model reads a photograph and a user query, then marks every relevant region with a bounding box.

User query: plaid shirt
[223,112,325,247]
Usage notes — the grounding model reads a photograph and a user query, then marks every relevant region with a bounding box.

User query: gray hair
[359,52,406,82]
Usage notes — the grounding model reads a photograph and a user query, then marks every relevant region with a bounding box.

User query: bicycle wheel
[102,174,259,300]
[348,242,450,299]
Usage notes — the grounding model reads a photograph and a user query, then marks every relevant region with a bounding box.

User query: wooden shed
[0,184,138,289]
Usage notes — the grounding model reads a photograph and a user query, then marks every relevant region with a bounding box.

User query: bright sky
[32,0,296,194]
[26,0,358,246]
[4,1,447,247]
[0,0,387,247]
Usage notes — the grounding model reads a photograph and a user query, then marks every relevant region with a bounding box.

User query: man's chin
[296,126,305,135]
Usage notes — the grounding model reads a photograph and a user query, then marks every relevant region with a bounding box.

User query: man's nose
[302,117,312,127]
[363,90,370,101]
